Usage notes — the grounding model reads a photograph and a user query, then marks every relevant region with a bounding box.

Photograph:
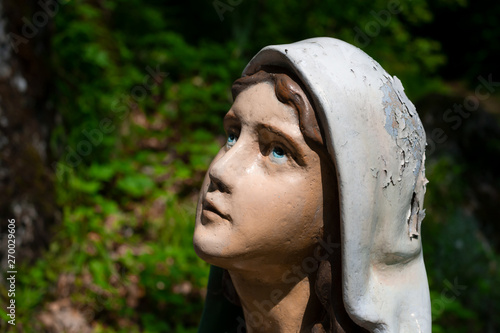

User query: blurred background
[0,0,499,332]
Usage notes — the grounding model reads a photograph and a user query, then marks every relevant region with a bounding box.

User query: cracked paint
[381,76,427,240]
[381,76,425,178]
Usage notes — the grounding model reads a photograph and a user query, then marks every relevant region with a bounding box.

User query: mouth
[201,198,231,224]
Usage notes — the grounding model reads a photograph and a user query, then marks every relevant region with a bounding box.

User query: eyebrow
[223,111,238,126]
[224,107,308,166]
[257,123,307,166]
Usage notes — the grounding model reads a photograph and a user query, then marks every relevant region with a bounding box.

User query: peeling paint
[381,76,425,177]
[380,76,427,240]
[382,169,395,188]
[408,192,420,239]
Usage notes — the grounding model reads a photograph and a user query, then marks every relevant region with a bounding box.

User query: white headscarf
[243,37,431,333]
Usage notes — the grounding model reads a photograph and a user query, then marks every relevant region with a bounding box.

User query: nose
[208,141,247,194]
[208,166,231,194]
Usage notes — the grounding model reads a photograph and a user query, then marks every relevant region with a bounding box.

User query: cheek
[230,173,323,241]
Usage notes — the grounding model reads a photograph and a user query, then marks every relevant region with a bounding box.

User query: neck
[228,268,323,333]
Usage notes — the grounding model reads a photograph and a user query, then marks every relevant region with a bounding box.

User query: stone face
[195,38,431,333]
[193,83,334,269]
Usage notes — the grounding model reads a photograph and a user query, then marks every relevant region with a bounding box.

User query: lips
[202,197,231,223]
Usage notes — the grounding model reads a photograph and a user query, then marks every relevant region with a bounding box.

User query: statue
[193,37,431,333]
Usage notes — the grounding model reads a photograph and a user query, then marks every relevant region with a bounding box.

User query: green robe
[198,266,245,333]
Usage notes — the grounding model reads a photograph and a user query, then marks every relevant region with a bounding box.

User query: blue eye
[227,133,238,147]
[273,147,285,158]
[272,146,285,159]
[270,146,288,164]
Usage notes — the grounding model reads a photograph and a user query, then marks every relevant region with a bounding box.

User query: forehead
[229,82,299,126]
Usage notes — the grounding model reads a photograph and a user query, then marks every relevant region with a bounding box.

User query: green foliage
[423,154,500,331]
[6,0,240,330]
[5,154,209,331]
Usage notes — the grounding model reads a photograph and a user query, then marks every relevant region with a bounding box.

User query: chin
[193,233,216,261]
[194,224,227,263]
[193,243,236,269]
[193,225,248,270]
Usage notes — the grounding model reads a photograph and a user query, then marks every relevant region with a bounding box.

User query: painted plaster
[194,37,431,333]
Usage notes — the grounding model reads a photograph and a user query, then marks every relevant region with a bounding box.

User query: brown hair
[232,69,325,154]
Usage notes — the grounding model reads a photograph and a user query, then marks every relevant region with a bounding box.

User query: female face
[193,82,336,272]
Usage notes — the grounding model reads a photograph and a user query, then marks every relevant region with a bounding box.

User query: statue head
[193,69,338,272]
[194,37,431,333]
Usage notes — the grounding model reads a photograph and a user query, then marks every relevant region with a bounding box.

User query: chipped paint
[381,76,425,177]
[408,192,420,239]
[381,76,428,242]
